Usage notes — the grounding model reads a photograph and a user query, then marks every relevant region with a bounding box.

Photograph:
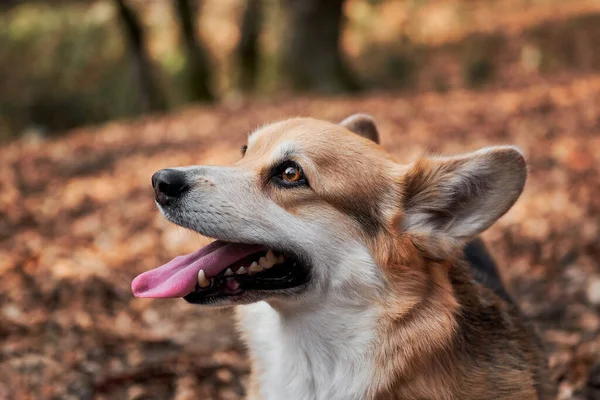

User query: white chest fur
[237,300,378,400]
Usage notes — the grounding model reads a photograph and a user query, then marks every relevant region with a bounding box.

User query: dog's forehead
[247,118,367,159]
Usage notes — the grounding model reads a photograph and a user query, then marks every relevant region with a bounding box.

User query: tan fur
[230,117,554,399]
[368,232,544,399]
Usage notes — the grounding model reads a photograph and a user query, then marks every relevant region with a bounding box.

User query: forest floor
[1,74,599,399]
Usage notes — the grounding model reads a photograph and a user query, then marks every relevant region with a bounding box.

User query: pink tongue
[131,240,265,298]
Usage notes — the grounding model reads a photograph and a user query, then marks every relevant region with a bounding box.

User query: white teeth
[197,269,210,288]
[224,268,234,276]
[259,256,274,269]
[266,250,277,265]
[249,261,262,272]
[236,266,247,275]
[265,250,285,268]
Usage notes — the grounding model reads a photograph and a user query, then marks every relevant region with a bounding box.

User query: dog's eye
[272,161,307,187]
[282,166,302,183]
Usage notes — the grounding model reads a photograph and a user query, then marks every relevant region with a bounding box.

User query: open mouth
[131,240,310,305]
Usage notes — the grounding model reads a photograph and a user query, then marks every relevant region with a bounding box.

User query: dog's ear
[340,114,380,143]
[401,146,526,245]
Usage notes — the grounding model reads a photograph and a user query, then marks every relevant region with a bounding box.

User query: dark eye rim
[241,145,248,156]
[271,161,309,188]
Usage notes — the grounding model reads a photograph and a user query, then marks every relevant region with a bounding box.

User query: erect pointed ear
[401,146,527,244]
[340,113,380,143]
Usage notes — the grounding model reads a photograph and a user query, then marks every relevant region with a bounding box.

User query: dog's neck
[236,250,465,400]
[236,280,381,400]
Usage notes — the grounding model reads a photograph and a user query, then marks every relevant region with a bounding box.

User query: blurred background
[3,0,600,140]
[1,0,599,399]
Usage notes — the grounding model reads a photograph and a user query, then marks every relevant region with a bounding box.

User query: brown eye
[272,161,308,187]
[282,166,301,182]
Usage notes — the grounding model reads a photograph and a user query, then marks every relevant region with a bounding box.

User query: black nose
[152,169,189,205]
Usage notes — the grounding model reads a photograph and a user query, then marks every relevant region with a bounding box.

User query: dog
[132,114,554,399]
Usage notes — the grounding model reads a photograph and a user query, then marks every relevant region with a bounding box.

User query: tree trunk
[281,0,359,93]
[174,0,215,102]
[237,0,262,92]
[114,0,167,112]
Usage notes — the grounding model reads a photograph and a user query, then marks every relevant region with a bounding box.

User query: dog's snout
[152,169,189,205]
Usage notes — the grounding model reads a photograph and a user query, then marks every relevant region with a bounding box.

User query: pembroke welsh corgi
[132,114,554,399]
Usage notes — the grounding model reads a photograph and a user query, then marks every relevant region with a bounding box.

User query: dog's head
[132,115,526,309]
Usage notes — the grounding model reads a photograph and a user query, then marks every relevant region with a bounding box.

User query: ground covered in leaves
[1,75,600,399]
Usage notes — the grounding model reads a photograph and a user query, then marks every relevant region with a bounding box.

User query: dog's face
[132,115,526,310]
